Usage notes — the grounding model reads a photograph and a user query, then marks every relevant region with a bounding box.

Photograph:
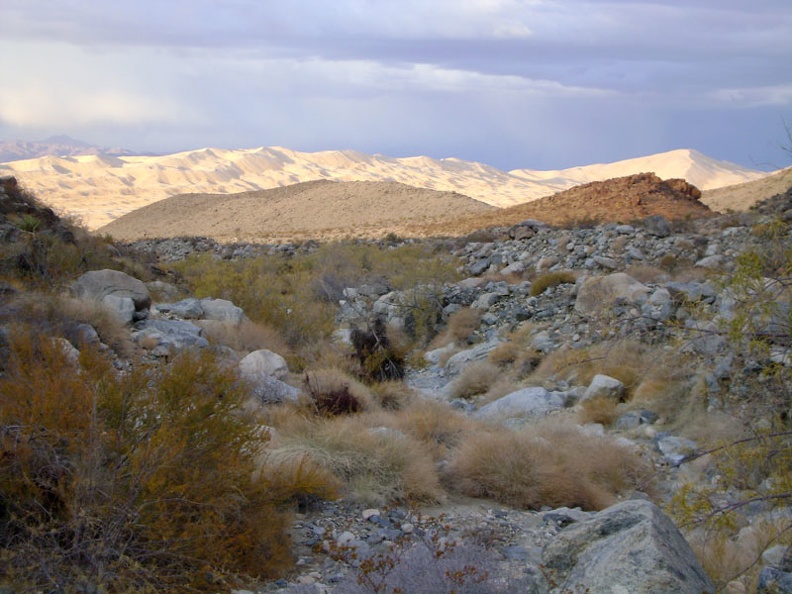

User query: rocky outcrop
[541,499,715,593]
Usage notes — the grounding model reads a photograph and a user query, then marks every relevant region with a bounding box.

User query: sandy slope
[0,146,772,230]
[513,149,767,192]
[701,167,792,212]
[99,180,494,242]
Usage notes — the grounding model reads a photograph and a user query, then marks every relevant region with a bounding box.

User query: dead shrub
[303,368,376,416]
[351,319,406,382]
[445,423,650,510]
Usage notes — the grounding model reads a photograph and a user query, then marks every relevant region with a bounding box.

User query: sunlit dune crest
[0,146,774,230]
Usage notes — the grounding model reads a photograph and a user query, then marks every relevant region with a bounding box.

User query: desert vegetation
[1,175,791,592]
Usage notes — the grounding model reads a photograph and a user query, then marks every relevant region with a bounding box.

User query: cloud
[709,85,792,108]
[0,40,196,128]
[0,1,789,170]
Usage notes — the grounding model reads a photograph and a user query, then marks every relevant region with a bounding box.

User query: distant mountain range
[0,135,137,162]
[0,142,776,230]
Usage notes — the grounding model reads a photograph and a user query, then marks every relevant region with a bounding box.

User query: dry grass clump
[370,380,416,410]
[429,307,482,349]
[445,422,650,510]
[450,360,501,399]
[579,395,620,426]
[532,340,666,399]
[529,270,577,296]
[258,453,342,512]
[270,414,444,505]
[202,318,292,356]
[390,399,479,461]
[624,264,670,284]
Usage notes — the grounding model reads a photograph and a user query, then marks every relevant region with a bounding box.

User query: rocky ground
[120,187,792,593]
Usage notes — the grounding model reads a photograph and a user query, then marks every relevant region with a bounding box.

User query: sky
[1,0,791,171]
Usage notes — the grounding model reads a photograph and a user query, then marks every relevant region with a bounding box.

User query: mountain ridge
[0,144,774,230]
[0,135,137,163]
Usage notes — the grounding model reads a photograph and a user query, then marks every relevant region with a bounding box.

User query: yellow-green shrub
[0,330,299,592]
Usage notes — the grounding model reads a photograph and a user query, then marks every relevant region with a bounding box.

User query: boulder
[582,374,625,402]
[757,568,792,594]
[475,387,566,422]
[541,499,715,593]
[656,433,698,466]
[155,297,204,319]
[246,373,300,404]
[644,214,671,237]
[70,269,151,311]
[575,273,650,314]
[102,294,136,325]
[239,349,289,381]
[444,340,501,376]
[134,319,209,351]
[200,298,245,325]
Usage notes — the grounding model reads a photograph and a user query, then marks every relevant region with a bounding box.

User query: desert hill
[0,145,771,230]
[98,180,494,242]
[100,173,711,242]
[701,166,792,213]
[409,173,713,237]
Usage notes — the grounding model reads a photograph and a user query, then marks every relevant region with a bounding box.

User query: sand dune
[512,149,766,191]
[0,146,774,230]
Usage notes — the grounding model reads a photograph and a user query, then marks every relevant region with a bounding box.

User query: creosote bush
[666,216,792,590]
[170,241,460,362]
[0,329,298,592]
